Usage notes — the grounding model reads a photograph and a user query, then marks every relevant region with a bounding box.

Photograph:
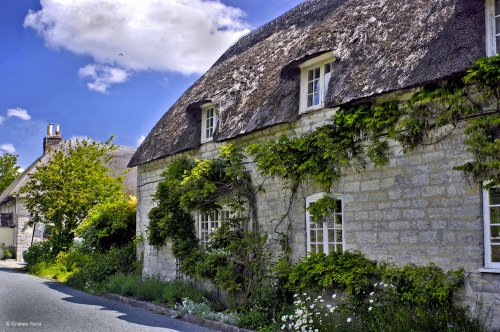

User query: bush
[23,241,54,267]
[381,263,464,306]
[286,251,380,295]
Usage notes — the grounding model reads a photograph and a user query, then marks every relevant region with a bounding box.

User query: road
[0,266,216,332]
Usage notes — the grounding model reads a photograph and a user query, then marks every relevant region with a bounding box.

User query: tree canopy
[0,153,20,194]
[20,139,125,254]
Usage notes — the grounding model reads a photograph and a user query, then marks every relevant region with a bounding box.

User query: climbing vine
[248,55,500,213]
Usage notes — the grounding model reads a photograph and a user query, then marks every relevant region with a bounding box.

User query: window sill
[479,268,500,274]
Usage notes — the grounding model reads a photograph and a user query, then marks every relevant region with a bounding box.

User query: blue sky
[0,0,303,169]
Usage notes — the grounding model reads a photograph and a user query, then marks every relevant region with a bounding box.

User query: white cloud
[79,64,128,93]
[0,144,16,154]
[7,107,31,121]
[0,116,4,125]
[24,0,250,91]
[137,135,146,146]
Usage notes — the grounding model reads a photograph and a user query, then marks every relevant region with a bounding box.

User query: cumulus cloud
[7,107,32,121]
[0,144,16,154]
[0,116,4,125]
[79,64,128,93]
[24,0,250,91]
[137,135,146,146]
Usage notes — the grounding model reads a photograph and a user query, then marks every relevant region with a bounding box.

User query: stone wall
[136,105,499,329]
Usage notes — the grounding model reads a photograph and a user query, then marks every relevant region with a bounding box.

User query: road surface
[0,265,216,332]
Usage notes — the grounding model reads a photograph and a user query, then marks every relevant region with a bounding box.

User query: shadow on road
[0,266,24,274]
[42,280,189,330]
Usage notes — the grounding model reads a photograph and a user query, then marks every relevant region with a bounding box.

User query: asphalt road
[0,266,216,332]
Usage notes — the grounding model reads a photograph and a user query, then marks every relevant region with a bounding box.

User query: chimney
[43,123,62,154]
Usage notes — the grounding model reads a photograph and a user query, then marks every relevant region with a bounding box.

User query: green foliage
[108,273,139,296]
[20,139,125,254]
[23,241,54,267]
[0,153,20,194]
[135,276,167,301]
[77,194,136,251]
[307,195,341,224]
[248,55,500,192]
[286,252,380,295]
[382,263,464,306]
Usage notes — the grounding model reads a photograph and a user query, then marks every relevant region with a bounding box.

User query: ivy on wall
[146,55,500,308]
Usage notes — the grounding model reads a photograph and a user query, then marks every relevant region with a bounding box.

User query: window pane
[492,245,500,262]
[496,17,500,34]
[314,68,320,79]
[310,230,316,243]
[336,244,343,252]
[325,63,331,73]
[329,244,335,252]
[313,91,320,105]
[307,95,313,107]
[336,230,343,242]
[491,225,500,244]
[496,0,500,15]
[317,230,323,242]
[490,188,500,205]
[491,207,500,223]
[308,82,314,94]
[328,229,335,242]
[317,244,324,253]
[497,36,500,53]
[335,213,342,225]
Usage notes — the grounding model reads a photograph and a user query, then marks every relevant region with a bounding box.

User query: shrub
[286,251,380,295]
[23,241,54,268]
[381,263,464,306]
[108,273,139,296]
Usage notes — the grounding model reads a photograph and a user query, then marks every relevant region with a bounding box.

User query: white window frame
[484,185,500,269]
[299,53,336,114]
[198,209,231,246]
[201,103,216,143]
[486,0,500,56]
[305,192,344,255]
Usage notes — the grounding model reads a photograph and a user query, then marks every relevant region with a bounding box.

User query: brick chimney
[43,123,62,154]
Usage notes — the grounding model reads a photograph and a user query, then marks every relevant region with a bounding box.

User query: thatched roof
[129,0,485,167]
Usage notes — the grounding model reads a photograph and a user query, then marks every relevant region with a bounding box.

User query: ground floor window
[198,209,230,246]
[484,186,500,268]
[305,193,344,254]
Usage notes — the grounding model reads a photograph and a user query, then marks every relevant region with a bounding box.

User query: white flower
[317,295,322,299]
[281,324,286,330]
[368,306,373,311]
[329,307,336,312]
[383,283,388,287]
[319,299,324,302]
[369,291,374,296]
[347,317,352,323]
[332,294,337,299]
[282,315,288,322]
[309,304,315,309]
[369,299,374,303]
[326,304,332,309]
[303,293,307,296]
[306,297,311,301]
[293,294,298,298]
[374,282,378,287]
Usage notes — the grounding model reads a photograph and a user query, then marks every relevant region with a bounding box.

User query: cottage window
[299,53,335,113]
[305,193,344,254]
[484,186,500,268]
[201,104,216,143]
[198,209,230,246]
[486,0,500,55]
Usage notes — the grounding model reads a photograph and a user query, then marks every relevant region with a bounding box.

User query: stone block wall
[136,105,500,329]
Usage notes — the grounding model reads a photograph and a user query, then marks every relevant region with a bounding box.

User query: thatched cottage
[0,124,137,261]
[129,0,500,327]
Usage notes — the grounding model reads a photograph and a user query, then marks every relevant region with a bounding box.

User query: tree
[20,139,124,254]
[0,153,20,194]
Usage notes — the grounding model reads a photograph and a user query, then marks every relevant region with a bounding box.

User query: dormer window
[201,103,216,143]
[486,0,500,55]
[299,53,335,114]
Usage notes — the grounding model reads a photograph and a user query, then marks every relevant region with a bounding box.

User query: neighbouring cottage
[129,0,500,328]
[0,124,137,261]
